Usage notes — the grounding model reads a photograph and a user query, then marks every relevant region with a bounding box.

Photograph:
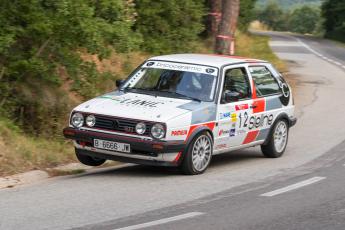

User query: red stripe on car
[252,98,266,114]
[242,130,259,144]
[185,122,216,141]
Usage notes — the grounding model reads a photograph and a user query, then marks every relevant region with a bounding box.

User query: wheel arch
[263,112,290,146]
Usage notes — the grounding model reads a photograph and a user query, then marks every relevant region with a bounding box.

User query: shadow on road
[71,149,264,178]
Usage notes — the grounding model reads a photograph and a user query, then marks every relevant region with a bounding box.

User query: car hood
[73,91,202,122]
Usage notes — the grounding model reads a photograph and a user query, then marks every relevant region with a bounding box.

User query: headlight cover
[86,115,96,127]
[71,113,84,128]
[135,122,146,135]
[151,123,165,139]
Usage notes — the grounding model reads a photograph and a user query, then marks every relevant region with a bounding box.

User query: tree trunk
[215,0,240,55]
[207,0,222,37]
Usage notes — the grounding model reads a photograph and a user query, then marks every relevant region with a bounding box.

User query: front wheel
[75,150,106,166]
[181,132,213,175]
[261,119,289,158]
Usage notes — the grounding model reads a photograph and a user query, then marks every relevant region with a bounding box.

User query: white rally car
[63,54,296,175]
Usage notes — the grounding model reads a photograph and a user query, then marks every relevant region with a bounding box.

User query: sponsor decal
[171,130,188,136]
[206,68,215,74]
[235,104,249,111]
[278,77,290,106]
[145,61,218,76]
[215,144,227,149]
[220,112,231,119]
[219,120,232,127]
[236,129,246,135]
[218,129,230,136]
[239,111,274,130]
[231,113,237,122]
[119,99,164,107]
[230,128,236,137]
[100,96,165,108]
[219,128,236,137]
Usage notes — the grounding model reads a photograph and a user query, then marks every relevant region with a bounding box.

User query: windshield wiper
[168,92,202,102]
[122,87,158,95]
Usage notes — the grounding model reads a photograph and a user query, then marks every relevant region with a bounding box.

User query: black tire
[181,132,213,175]
[75,151,106,166]
[261,119,289,158]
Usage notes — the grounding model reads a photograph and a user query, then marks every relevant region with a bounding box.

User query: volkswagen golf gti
[63,54,297,175]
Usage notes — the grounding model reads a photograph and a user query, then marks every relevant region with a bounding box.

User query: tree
[0,0,140,135]
[134,0,205,54]
[257,1,288,31]
[238,0,257,31]
[215,0,240,55]
[288,6,320,34]
[322,0,345,42]
[207,0,222,37]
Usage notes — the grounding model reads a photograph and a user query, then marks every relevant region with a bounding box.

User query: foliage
[321,0,345,42]
[257,1,288,31]
[257,1,321,34]
[238,0,257,31]
[134,0,205,54]
[288,5,320,34]
[0,0,140,136]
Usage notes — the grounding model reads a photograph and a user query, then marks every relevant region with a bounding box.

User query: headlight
[86,115,96,127]
[71,113,84,128]
[151,123,165,139]
[135,122,146,135]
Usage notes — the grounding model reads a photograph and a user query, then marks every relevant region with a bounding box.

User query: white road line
[296,38,345,70]
[261,177,326,197]
[113,212,205,230]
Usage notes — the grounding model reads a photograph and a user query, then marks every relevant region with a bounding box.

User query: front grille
[90,115,152,136]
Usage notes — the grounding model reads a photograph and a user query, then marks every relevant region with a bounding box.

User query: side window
[221,67,251,103]
[249,66,280,97]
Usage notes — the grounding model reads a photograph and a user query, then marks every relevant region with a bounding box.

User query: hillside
[257,0,321,9]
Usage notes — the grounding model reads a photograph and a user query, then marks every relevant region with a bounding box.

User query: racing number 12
[239,112,249,128]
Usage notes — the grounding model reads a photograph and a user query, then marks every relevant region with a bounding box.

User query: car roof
[148,54,267,68]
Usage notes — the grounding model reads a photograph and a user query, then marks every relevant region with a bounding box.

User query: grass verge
[0,118,74,177]
[235,31,286,72]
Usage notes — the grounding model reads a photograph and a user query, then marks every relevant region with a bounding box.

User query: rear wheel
[75,150,106,166]
[261,119,289,158]
[181,132,213,175]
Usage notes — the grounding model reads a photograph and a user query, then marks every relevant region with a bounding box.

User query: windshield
[122,61,218,102]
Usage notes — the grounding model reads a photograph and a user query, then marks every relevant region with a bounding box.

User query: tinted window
[249,66,280,97]
[221,67,251,103]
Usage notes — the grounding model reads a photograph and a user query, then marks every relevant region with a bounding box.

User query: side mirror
[115,79,125,88]
[224,91,240,103]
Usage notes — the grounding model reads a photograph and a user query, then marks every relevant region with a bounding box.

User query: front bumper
[63,127,186,165]
[289,117,297,127]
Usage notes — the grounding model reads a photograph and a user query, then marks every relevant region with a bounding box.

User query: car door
[214,65,253,153]
[246,64,283,143]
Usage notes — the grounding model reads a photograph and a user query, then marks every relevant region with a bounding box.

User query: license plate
[94,139,130,153]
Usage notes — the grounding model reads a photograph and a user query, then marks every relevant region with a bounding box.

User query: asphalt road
[1,31,345,230]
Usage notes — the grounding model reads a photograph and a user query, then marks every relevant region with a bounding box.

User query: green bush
[0,0,140,136]
[134,0,205,54]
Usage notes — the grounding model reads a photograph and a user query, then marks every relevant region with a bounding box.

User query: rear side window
[249,66,280,97]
